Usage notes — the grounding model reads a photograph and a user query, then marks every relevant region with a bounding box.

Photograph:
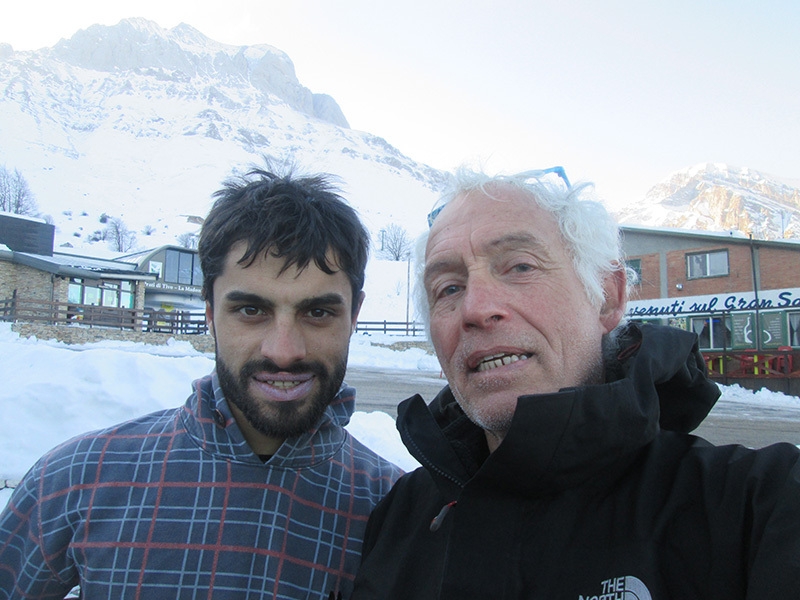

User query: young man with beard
[0,166,403,599]
[351,167,800,599]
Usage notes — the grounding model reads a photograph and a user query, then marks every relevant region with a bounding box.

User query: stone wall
[0,260,149,310]
[11,322,215,354]
[0,262,57,302]
[369,338,435,355]
[0,260,15,300]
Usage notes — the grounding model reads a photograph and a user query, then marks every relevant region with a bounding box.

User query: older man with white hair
[351,167,800,600]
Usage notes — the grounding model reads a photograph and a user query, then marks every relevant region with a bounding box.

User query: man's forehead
[424,230,550,274]
[432,185,546,229]
[217,247,351,304]
[227,242,342,276]
[425,190,557,256]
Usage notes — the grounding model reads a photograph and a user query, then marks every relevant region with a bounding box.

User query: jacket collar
[398,323,720,497]
[181,373,354,468]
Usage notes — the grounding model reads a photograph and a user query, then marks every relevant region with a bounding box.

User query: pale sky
[2,0,799,209]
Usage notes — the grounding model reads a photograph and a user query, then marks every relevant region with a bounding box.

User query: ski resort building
[623,225,800,351]
[623,225,800,390]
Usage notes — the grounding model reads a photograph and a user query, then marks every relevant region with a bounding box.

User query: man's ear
[205,301,215,338]
[351,291,365,333]
[599,267,627,334]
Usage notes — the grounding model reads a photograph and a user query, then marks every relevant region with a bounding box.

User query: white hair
[414,167,631,329]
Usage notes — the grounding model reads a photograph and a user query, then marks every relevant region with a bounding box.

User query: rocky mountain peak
[0,19,444,255]
[7,18,346,128]
[616,162,800,240]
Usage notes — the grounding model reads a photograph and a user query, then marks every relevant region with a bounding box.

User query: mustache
[239,357,328,379]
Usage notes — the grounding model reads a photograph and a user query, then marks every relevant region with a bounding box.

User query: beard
[215,352,347,441]
[450,384,517,439]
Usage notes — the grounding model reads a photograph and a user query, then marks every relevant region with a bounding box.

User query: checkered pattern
[0,374,403,599]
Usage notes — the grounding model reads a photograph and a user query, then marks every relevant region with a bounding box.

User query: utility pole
[405,255,411,333]
[749,234,762,351]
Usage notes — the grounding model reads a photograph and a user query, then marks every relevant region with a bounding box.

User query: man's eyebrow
[295,293,347,313]
[489,232,550,254]
[223,291,347,312]
[223,290,274,309]
[423,259,463,287]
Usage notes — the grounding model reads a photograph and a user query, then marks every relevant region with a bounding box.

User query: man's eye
[442,284,461,296]
[308,308,331,318]
[433,284,461,300]
[238,306,263,317]
[511,263,534,273]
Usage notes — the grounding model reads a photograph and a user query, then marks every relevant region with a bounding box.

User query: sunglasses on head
[426,166,571,228]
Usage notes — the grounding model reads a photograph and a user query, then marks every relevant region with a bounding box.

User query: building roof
[620,224,800,249]
[117,245,196,269]
[1,249,157,281]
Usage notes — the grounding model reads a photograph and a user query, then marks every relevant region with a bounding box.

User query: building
[623,225,800,353]
[119,245,204,311]
[0,212,155,314]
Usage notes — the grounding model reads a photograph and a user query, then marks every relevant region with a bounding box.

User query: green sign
[731,313,756,349]
[759,312,787,349]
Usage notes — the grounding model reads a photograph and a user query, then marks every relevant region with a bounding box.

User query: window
[788,313,800,346]
[686,250,729,279]
[68,279,83,304]
[120,281,134,309]
[164,249,203,287]
[626,258,642,285]
[83,285,101,306]
[691,315,731,350]
[102,283,118,307]
[68,278,135,308]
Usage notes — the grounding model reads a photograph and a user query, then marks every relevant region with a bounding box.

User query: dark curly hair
[199,165,369,315]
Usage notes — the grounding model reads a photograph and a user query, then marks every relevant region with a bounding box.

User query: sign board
[760,312,787,349]
[627,287,800,319]
[730,312,755,349]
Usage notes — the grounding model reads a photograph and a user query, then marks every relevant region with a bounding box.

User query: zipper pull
[430,501,457,532]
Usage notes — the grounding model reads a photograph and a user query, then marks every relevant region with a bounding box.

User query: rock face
[0,18,445,253]
[616,163,800,240]
[4,19,797,249]
[42,18,348,127]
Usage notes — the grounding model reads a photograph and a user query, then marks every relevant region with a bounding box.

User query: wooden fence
[702,348,797,379]
[354,320,425,336]
[0,296,207,335]
[0,297,424,337]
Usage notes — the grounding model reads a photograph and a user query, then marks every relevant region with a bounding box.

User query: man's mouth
[476,352,531,372]
[251,372,315,401]
[266,379,303,390]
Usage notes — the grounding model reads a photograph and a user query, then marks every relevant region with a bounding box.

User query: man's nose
[460,276,507,329]
[260,318,306,367]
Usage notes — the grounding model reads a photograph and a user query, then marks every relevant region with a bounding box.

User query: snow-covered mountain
[3,19,799,254]
[0,18,445,255]
[616,163,800,240]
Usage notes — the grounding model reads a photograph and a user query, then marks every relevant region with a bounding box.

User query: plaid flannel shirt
[0,373,403,599]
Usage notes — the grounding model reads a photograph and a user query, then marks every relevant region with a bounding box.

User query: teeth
[267,380,302,389]
[476,353,529,372]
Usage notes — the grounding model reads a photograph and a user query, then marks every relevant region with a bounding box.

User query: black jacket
[351,324,800,599]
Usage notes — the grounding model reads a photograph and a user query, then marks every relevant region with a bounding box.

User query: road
[344,366,447,416]
[344,366,800,449]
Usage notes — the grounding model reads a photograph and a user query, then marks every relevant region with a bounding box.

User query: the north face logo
[579,575,652,600]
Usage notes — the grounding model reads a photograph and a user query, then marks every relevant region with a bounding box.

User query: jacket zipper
[430,501,457,532]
